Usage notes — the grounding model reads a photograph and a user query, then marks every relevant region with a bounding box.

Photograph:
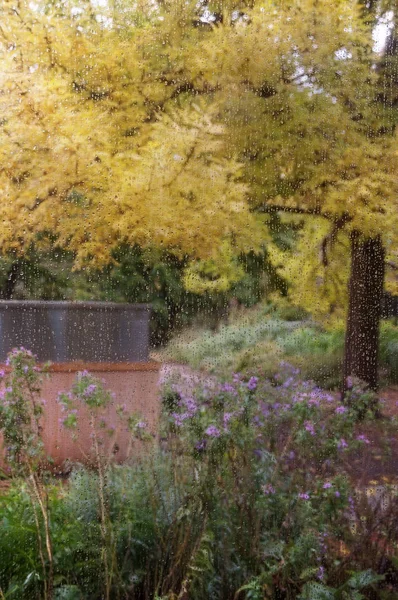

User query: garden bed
[0,353,397,599]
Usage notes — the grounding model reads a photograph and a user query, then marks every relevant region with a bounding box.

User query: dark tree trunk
[343,232,385,395]
[2,261,22,299]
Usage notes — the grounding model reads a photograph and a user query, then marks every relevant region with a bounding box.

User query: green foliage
[0,485,43,599]
[298,569,384,599]
[0,244,284,346]
[164,306,398,388]
[0,350,55,599]
[0,349,47,469]
[0,0,398,396]
[379,322,398,384]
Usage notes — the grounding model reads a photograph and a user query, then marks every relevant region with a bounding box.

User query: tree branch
[256,203,328,218]
[320,213,351,267]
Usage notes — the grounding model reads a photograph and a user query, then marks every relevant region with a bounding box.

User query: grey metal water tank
[0,301,151,363]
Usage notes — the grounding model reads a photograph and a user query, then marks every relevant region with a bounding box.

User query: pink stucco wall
[0,362,160,470]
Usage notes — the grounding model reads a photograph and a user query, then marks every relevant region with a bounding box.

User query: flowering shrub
[163,362,372,474]
[160,362,397,599]
[0,349,151,600]
[57,371,151,457]
[56,370,151,600]
[0,347,47,468]
[0,349,55,600]
[344,376,379,420]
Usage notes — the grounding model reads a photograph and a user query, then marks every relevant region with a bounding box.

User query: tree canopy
[0,0,263,280]
[1,0,398,387]
[1,0,397,292]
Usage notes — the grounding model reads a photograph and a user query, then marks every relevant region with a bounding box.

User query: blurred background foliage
[0,243,286,346]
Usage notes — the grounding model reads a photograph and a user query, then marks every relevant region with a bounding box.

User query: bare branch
[256,203,328,218]
[320,213,351,267]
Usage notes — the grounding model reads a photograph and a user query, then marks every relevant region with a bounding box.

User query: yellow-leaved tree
[1,0,398,394]
[0,0,264,286]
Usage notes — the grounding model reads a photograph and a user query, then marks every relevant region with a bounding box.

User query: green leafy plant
[57,371,150,600]
[0,349,54,600]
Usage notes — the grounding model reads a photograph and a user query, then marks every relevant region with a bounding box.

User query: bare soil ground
[347,386,398,486]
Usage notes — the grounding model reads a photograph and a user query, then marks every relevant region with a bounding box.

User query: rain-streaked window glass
[0,1,397,598]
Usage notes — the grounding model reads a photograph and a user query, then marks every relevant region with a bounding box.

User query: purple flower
[247,376,259,391]
[337,438,348,449]
[356,434,370,444]
[293,392,308,404]
[317,566,325,581]
[346,376,354,389]
[335,491,341,498]
[0,370,5,379]
[172,412,191,426]
[317,389,334,403]
[262,484,275,495]
[304,421,315,436]
[307,394,320,407]
[184,398,198,415]
[335,405,347,414]
[205,425,221,438]
[84,384,97,396]
[221,383,236,395]
[223,412,234,426]
[136,421,147,429]
[195,439,207,452]
[298,492,310,500]
[323,482,332,489]
[283,377,294,388]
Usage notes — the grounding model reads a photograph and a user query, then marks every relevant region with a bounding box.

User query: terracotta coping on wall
[0,300,151,310]
[0,361,161,373]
